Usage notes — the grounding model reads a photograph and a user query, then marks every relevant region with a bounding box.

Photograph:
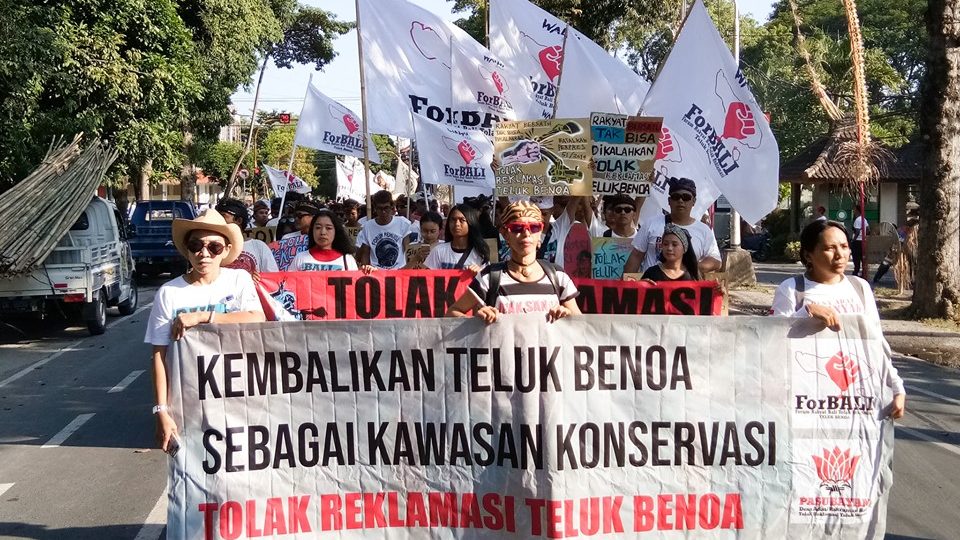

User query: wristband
[152,404,169,415]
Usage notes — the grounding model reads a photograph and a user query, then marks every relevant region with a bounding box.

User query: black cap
[668,177,697,196]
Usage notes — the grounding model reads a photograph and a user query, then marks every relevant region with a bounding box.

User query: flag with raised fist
[641,0,779,224]
[293,85,380,163]
[413,114,495,189]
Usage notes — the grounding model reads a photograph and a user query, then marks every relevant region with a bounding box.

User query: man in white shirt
[851,203,868,276]
[623,177,722,275]
[357,190,412,269]
[214,198,279,277]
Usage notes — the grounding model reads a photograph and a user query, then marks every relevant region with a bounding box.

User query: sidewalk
[728,263,960,368]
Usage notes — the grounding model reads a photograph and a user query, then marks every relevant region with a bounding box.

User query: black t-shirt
[640,264,692,282]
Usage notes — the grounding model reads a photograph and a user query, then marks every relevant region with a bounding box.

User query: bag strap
[538,259,561,298]
[342,253,348,269]
[793,274,805,313]
[454,247,472,270]
[847,276,867,308]
[483,262,507,308]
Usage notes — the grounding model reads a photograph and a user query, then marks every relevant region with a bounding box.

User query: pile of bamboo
[0,135,118,277]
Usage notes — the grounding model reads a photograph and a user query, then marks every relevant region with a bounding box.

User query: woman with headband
[446,200,581,324]
[640,223,701,283]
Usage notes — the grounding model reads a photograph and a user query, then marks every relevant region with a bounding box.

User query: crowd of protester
[145,177,907,453]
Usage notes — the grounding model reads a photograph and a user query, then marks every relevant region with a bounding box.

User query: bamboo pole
[356,0,374,219]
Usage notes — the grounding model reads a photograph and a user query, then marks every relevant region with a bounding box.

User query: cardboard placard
[243,226,276,244]
[590,113,661,196]
[494,118,593,196]
[591,237,633,280]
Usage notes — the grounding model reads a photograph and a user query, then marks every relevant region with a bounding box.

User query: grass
[919,317,960,333]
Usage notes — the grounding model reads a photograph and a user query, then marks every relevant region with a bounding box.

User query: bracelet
[152,404,169,415]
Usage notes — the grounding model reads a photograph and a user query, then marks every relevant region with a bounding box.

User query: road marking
[41,413,95,448]
[0,301,153,390]
[107,302,152,329]
[108,370,145,393]
[0,483,13,498]
[133,492,167,540]
[904,385,960,407]
[0,339,84,389]
[897,425,960,458]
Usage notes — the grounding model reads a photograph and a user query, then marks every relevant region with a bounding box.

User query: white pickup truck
[0,196,138,335]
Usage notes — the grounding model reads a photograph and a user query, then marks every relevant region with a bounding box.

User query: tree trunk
[226,51,271,197]
[134,159,153,202]
[912,0,960,320]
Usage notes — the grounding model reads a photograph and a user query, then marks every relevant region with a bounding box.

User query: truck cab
[128,200,196,277]
[0,197,138,335]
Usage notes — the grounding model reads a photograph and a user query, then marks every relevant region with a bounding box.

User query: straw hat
[171,208,245,265]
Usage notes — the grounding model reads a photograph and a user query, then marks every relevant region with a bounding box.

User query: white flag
[393,157,419,197]
[263,164,311,197]
[293,85,381,163]
[450,42,544,120]
[358,0,499,137]
[413,114,495,189]
[337,156,377,201]
[490,0,647,118]
[641,0,779,224]
[554,33,641,117]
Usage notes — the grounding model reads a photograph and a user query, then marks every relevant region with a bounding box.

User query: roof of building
[780,116,921,184]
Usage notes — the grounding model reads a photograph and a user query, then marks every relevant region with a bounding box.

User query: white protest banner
[641,0,779,224]
[293,85,381,163]
[451,42,543,120]
[414,114,495,189]
[490,0,648,119]
[358,0,500,137]
[167,315,895,539]
[263,164,310,198]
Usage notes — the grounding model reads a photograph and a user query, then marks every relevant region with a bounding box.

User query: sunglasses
[669,193,694,202]
[505,222,544,235]
[612,205,635,214]
[186,239,226,256]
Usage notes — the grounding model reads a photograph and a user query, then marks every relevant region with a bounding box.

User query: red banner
[257,270,471,320]
[573,278,722,315]
[256,272,722,320]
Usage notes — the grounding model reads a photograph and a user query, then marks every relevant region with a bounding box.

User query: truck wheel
[84,292,107,335]
[118,279,138,315]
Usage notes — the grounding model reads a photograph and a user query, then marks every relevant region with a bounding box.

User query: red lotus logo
[457,140,476,165]
[813,447,860,494]
[825,352,859,392]
[342,114,359,135]
[538,45,563,82]
[491,71,505,94]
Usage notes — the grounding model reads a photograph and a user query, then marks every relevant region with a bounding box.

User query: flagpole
[283,73,312,187]
[356,0,374,219]
[550,26,571,118]
[485,0,490,48]
[729,0,742,248]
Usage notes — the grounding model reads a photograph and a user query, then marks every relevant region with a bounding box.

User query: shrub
[784,241,802,262]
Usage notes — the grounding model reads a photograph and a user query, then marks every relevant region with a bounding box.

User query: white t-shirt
[424,242,487,270]
[290,249,359,271]
[407,220,421,243]
[769,275,904,394]
[853,216,868,240]
[632,217,721,271]
[540,212,571,265]
[468,266,578,314]
[224,239,279,275]
[144,268,262,347]
[601,228,637,240]
[357,216,412,269]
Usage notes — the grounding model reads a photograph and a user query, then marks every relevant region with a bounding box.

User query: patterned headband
[662,223,690,253]
[499,200,543,228]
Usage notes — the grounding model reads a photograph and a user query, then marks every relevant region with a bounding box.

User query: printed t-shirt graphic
[290,248,359,271]
[632,217,721,271]
[357,217,412,269]
[468,268,578,314]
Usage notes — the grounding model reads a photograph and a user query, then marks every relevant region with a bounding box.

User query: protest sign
[591,113,661,196]
[494,119,593,196]
[591,237,632,279]
[243,226,275,245]
[270,235,309,271]
[344,226,361,245]
[167,315,894,538]
[563,223,592,278]
[256,270,471,320]
[573,278,722,315]
[403,242,433,268]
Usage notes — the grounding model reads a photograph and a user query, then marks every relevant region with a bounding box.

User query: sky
[230,0,777,120]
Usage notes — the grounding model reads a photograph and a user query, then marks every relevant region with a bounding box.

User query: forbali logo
[442,136,487,180]
[679,70,765,177]
[410,21,451,69]
[794,351,876,413]
[655,127,682,163]
[476,66,515,113]
[325,106,364,149]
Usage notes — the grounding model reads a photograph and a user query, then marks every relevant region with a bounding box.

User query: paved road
[0,277,956,539]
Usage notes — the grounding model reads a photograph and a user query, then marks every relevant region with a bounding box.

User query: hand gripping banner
[166,315,895,539]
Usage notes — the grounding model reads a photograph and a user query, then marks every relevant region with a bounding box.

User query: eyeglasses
[186,239,226,256]
[613,206,635,214]
[375,205,394,213]
[505,222,544,235]
[669,193,694,202]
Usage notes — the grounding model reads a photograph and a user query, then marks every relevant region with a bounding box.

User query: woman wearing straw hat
[145,209,265,454]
